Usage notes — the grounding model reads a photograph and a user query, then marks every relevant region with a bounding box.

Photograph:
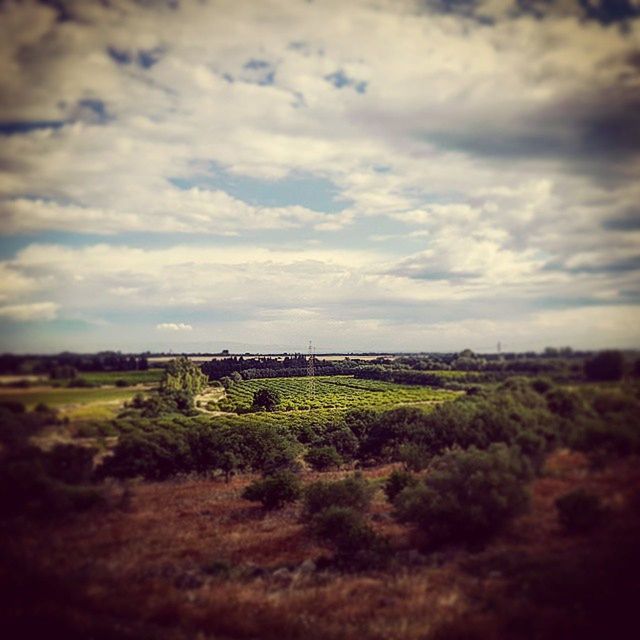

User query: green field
[0,386,142,410]
[224,375,456,412]
[78,368,164,386]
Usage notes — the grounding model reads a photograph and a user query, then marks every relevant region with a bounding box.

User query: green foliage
[242,471,301,509]
[305,445,343,471]
[398,442,431,472]
[162,356,208,395]
[0,404,56,447]
[568,388,640,457]
[555,489,604,534]
[584,350,624,381]
[0,444,103,520]
[121,390,196,418]
[394,444,531,548]
[252,388,280,412]
[310,506,388,568]
[97,416,301,481]
[303,473,375,520]
[384,468,419,502]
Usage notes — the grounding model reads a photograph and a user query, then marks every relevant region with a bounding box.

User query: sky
[0,0,639,354]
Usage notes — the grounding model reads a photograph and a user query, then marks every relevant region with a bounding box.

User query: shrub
[384,468,419,503]
[303,473,375,520]
[394,444,531,548]
[115,378,130,387]
[305,446,343,471]
[0,446,103,519]
[242,471,301,510]
[252,388,280,412]
[398,442,431,472]
[556,489,604,533]
[545,388,583,419]
[310,506,388,568]
[323,425,359,460]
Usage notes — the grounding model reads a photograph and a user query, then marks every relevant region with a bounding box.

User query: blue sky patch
[170,167,350,213]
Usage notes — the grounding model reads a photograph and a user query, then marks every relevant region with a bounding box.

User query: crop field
[224,375,456,412]
[78,368,164,386]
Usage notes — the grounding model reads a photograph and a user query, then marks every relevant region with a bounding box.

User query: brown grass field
[3,450,640,640]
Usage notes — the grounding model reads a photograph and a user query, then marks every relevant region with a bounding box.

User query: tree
[394,444,531,548]
[252,388,280,412]
[161,356,208,394]
[584,351,624,381]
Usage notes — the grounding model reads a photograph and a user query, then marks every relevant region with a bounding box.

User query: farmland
[78,368,164,386]
[223,375,456,412]
[0,385,143,409]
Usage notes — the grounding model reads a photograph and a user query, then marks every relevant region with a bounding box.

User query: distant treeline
[201,353,588,385]
[201,355,374,380]
[0,352,150,375]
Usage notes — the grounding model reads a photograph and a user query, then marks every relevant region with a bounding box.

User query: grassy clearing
[225,375,455,412]
[0,386,141,409]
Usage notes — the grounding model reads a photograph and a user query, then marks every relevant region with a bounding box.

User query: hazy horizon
[1,0,639,353]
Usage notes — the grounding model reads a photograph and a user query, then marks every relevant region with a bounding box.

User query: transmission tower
[307,340,316,399]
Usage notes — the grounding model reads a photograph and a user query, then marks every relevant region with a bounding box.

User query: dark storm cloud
[543,255,640,274]
[424,0,640,25]
[603,209,640,230]
[423,83,640,183]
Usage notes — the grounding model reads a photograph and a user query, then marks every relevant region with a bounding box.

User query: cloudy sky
[0,0,639,353]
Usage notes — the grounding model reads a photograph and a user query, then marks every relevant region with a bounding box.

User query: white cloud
[156,323,193,331]
[0,0,638,351]
[0,301,59,321]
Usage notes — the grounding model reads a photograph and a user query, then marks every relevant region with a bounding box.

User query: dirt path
[195,386,228,414]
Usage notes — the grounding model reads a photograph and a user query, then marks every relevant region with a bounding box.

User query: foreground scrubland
[1,357,639,639]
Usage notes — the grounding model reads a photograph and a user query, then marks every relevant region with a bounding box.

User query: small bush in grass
[115,378,130,387]
[394,444,531,549]
[305,446,342,471]
[398,442,430,472]
[384,468,419,503]
[555,488,604,534]
[242,471,301,510]
[311,506,388,568]
[303,473,375,520]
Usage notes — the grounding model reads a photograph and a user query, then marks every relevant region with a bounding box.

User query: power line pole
[307,340,315,399]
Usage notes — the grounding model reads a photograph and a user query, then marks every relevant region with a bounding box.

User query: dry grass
[4,452,640,639]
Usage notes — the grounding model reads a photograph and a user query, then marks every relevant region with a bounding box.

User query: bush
[115,378,131,387]
[0,447,103,519]
[303,473,375,520]
[305,446,342,471]
[252,388,280,412]
[394,444,531,548]
[310,506,388,568]
[556,488,604,533]
[384,468,419,503]
[242,471,302,510]
[398,442,431,472]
